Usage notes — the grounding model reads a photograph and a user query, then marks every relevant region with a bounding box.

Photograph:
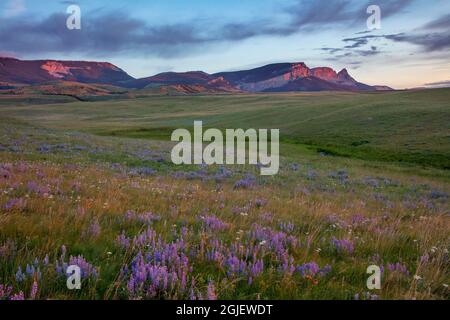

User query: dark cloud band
[0,0,421,57]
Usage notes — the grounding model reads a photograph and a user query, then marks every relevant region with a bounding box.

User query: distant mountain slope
[0,57,133,86]
[0,81,132,101]
[0,57,392,92]
[124,71,213,89]
[123,71,242,94]
[214,63,381,92]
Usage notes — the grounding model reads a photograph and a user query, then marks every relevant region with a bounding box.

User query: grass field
[0,89,449,300]
[1,89,449,168]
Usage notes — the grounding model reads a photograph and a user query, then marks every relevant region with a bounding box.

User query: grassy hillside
[1,88,449,168]
[0,89,448,300]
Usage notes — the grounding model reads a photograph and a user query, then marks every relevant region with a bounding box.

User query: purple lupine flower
[127,276,136,296]
[260,212,273,223]
[365,292,379,300]
[297,262,320,277]
[0,284,13,299]
[225,255,241,277]
[363,177,380,188]
[55,262,67,276]
[85,221,101,238]
[429,190,448,200]
[328,170,349,183]
[0,168,11,179]
[16,162,29,173]
[254,198,266,208]
[297,262,332,278]
[9,291,25,301]
[189,288,196,300]
[61,245,67,258]
[116,232,131,249]
[232,205,250,215]
[280,253,296,274]
[15,267,26,282]
[25,264,35,276]
[249,224,297,260]
[68,255,98,279]
[131,227,158,248]
[180,227,189,237]
[4,198,26,210]
[351,214,368,226]
[233,176,255,189]
[125,210,161,224]
[27,181,50,195]
[332,238,354,254]
[387,262,409,276]
[124,210,135,220]
[124,228,197,299]
[370,253,381,264]
[420,254,429,264]
[29,281,38,300]
[180,271,187,292]
[119,265,129,279]
[279,221,295,233]
[319,265,332,277]
[250,259,264,278]
[129,167,156,176]
[223,250,264,283]
[207,282,217,300]
[306,169,317,180]
[71,181,81,193]
[200,215,230,232]
[0,240,14,259]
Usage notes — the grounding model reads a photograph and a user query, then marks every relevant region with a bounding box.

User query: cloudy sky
[1,0,449,88]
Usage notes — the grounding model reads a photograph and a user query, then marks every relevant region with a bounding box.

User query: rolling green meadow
[0,89,449,300]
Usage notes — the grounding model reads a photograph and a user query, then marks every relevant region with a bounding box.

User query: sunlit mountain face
[0,57,392,92]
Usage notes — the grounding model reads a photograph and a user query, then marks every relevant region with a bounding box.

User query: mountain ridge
[0,57,134,86]
[0,57,393,93]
